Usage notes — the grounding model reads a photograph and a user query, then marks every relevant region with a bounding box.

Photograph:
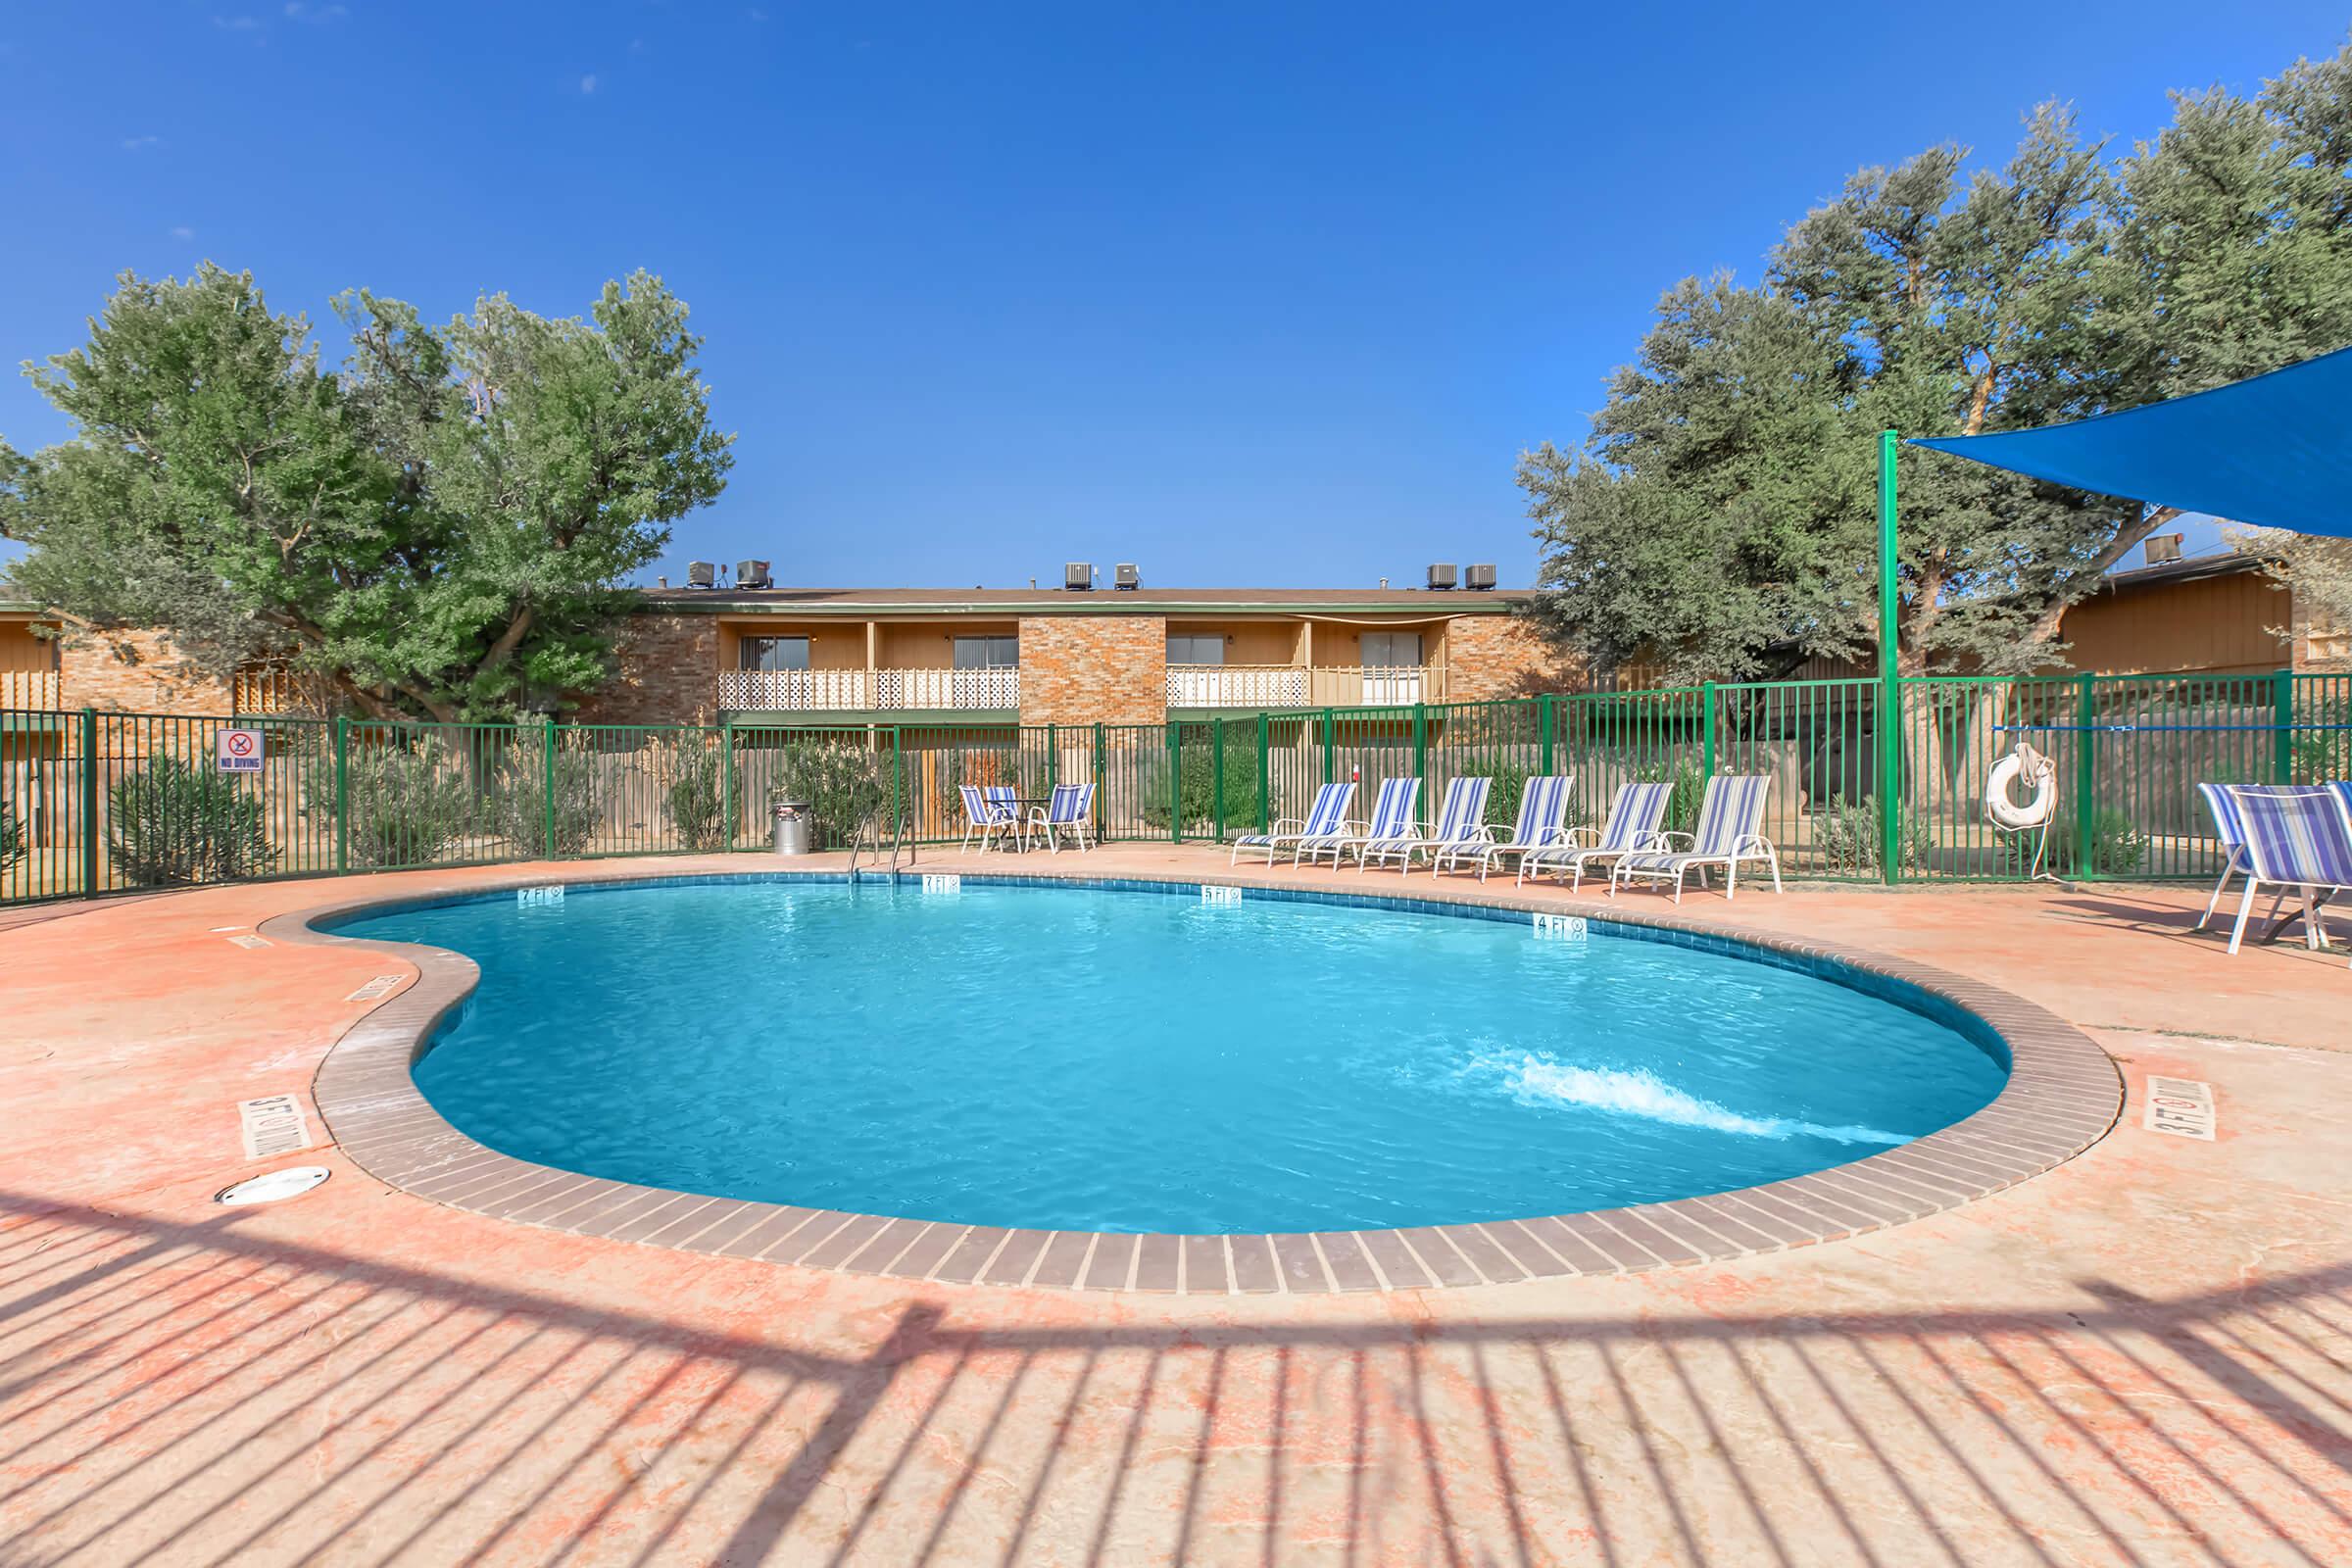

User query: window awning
[1909,345,2352,538]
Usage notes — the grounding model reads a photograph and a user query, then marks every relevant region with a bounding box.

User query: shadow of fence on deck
[1,1192,2348,1566]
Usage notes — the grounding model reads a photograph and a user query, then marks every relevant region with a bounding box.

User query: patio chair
[1229,781,1356,866]
[1432,774,1574,881]
[1610,775,1781,904]
[957,783,1023,854]
[1302,777,1419,868]
[2221,786,2352,956]
[1517,781,1672,891]
[1027,782,1097,855]
[1361,775,1490,874]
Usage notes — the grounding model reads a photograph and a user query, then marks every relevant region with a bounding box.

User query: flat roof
[636,585,1530,614]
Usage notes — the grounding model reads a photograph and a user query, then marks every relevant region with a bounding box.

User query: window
[739,636,810,672]
[1361,631,1423,668]
[1166,633,1225,665]
[953,635,1018,669]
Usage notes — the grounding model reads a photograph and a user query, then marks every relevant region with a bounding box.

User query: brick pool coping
[263,864,2124,1296]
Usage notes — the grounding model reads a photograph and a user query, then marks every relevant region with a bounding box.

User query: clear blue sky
[2,4,2342,589]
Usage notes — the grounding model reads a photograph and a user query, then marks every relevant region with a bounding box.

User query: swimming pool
[333,878,2008,1235]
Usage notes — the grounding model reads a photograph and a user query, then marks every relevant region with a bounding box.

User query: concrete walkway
[0,849,2346,1565]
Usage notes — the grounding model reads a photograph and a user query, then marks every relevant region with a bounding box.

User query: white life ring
[1985,747,2057,831]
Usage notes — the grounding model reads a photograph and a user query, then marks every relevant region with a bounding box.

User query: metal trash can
[772,799,813,857]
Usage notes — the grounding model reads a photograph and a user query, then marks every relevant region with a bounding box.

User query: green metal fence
[2,673,2344,906]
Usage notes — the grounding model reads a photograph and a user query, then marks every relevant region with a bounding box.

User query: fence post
[719,719,735,852]
[334,714,350,873]
[2073,673,2096,877]
[1166,721,1182,843]
[541,716,558,859]
[1256,710,1270,833]
[1047,722,1057,791]
[1321,709,1335,784]
[1412,704,1427,807]
[1538,694,1554,776]
[1212,721,1225,842]
[1700,682,1717,780]
[2273,668,2294,783]
[78,708,98,898]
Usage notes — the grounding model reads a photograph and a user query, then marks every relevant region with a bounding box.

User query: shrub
[2020,806,2148,877]
[346,740,476,868]
[664,742,731,851]
[1633,759,1707,834]
[1142,725,1259,834]
[107,755,274,886]
[496,744,606,858]
[771,743,889,847]
[1810,798,1931,874]
[0,795,23,876]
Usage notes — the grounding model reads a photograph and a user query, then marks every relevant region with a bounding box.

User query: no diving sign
[217,727,265,773]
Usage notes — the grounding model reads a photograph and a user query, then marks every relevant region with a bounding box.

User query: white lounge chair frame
[1028,782,1097,855]
[1518,781,1672,890]
[1610,775,1782,903]
[1303,777,1420,868]
[956,784,1023,854]
[2221,785,2351,956]
[1229,781,1356,866]
[1360,776,1491,874]
[1433,775,1574,882]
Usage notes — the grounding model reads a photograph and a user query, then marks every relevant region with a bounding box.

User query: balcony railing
[0,669,61,711]
[717,666,1019,712]
[1166,664,1444,709]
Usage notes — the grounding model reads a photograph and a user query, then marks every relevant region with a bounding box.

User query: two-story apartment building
[574,581,1564,728]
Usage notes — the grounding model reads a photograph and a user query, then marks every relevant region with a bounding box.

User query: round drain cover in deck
[215,1166,330,1205]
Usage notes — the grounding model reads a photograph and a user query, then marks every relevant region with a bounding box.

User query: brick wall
[573,613,719,724]
[1445,612,1578,700]
[58,631,236,714]
[1018,614,1167,725]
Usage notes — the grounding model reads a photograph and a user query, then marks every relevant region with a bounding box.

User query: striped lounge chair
[1610,775,1781,903]
[1028,782,1097,855]
[1434,774,1574,881]
[2222,786,2352,955]
[1230,781,1356,866]
[1301,777,1420,868]
[1361,775,1490,874]
[1518,781,1673,891]
[957,784,1022,854]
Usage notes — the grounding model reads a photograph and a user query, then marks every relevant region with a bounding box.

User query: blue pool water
[335,879,2008,1234]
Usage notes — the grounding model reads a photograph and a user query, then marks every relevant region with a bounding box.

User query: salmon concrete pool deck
[1,847,2347,1566]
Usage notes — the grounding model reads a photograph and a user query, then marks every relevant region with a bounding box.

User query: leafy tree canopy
[0,266,733,719]
[1523,41,2352,683]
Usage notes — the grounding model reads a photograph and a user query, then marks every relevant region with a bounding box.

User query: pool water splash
[1463,1052,1908,1148]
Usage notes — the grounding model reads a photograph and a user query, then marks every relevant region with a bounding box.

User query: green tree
[0,266,732,720]
[1523,43,2352,683]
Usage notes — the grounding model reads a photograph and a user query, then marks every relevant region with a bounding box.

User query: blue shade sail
[1910,346,2352,538]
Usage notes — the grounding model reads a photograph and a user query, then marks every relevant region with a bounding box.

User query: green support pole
[1539,694,1554,776]
[1166,721,1182,843]
[720,719,735,852]
[1412,703,1427,808]
[1877,428,1901,885]
[2074,673,2097,876]
[1047,722,1057,790]
[541,716,558,859]
[1322,709,1335,784]
[1256,711,1270,833]
[1700,682,1717,781]
[78,708,98,898]
[1213,721,1225,842]
[2272,668,2294,783]
[334,714,350,873]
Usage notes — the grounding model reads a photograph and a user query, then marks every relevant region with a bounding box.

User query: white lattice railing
[1165,664,1311,708]
[717,667,1019,711]
[1166,664,1443,708]
[0,668,61,711]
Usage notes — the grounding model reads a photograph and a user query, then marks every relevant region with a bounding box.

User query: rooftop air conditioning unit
[686,561,715,589]
[1426,563,1458,591]
[1465,563,1497,590]
[1114,563,1140,591]
[1065,562,1094,590]
[2144,534,2183,565]
[736,559,771,589]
